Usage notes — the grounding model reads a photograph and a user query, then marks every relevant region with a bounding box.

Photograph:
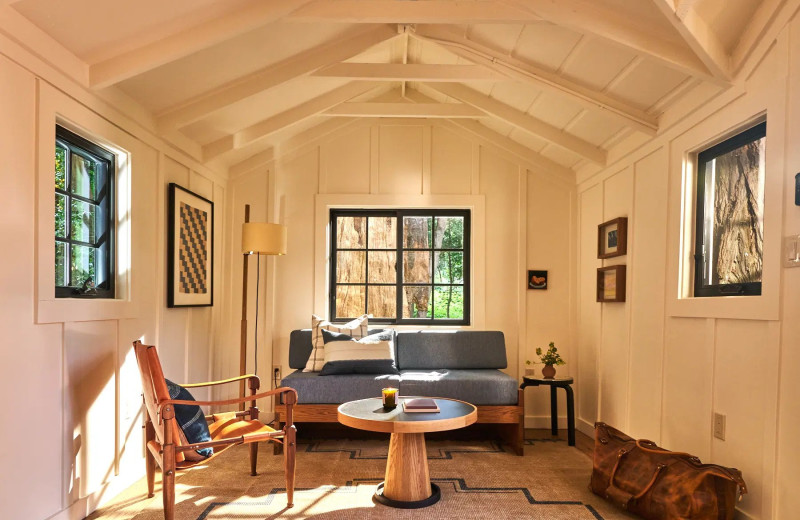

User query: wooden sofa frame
[274,389,524,455]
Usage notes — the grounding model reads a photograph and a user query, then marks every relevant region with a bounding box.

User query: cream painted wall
[0,48,226,519]
[222,120,576,427]
[575,13,800,520]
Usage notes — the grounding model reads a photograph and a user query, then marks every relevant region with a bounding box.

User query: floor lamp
[240,204,287,409]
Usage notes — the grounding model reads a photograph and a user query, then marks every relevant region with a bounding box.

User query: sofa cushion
[396,331,507,370]
[398,369,518,405]
[304,314,369,372]
[319,329,399,375]
[282,370,401,404]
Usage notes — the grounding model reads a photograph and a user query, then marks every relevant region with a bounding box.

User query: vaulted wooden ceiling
[2,0,795,180]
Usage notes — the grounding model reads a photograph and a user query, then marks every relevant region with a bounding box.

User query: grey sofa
[275,329,524,454]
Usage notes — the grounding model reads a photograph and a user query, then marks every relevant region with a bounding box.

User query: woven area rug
[88,438,636,519]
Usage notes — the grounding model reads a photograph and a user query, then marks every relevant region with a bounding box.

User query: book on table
[402,398,440,413]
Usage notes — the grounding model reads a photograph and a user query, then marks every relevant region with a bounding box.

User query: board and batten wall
[575,13,800,520]
[0,44,227,519]
[221,119,576,426]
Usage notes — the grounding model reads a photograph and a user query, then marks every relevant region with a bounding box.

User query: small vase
[542,364,556,379]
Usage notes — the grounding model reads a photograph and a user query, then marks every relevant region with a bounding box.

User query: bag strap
[635,440,748,497]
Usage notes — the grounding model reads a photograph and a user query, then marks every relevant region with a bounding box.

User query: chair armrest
[177,374,260,389]
[160,386,298,416]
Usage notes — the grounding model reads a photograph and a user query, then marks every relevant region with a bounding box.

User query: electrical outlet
[273,365,282,388]
[713,412,726,440]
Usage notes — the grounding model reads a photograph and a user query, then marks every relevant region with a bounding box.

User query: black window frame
[329,208,471,325]
[693,121,766,298]
[55,125,116,299]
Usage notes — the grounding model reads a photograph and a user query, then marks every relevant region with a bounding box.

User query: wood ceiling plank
[323,102,486,118]
[312,63,507,81]
[287,0,539,24]
[413,27,659,136]
[650,0,730,81]
[157,25,397,132]
[444,119,575,182]
[203,82,380,161]
[429,82,606,165]
[503,0,725,84]
[89,0,315,89]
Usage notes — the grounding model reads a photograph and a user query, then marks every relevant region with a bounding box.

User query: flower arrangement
[534,342,565,366]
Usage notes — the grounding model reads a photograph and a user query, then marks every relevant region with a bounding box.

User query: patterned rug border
[196,476,606,520]
[303,440,507,459]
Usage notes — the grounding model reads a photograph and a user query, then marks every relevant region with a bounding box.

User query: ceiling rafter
[412,27,659,136]
[286,0,539,24]
[731,0,799,76]
[650,0,730,81]
[443,119,575,182]
[157,25,396,132]
[323,101,486,118]
[312,63,507,82]
[428,82,606,166]
[203,82,381,161]
[89,0,315,89]
[501,0,725,84]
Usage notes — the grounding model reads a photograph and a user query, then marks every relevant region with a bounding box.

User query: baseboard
[577,418,594,438]
[524,414,572,429]
[45,467,145,520]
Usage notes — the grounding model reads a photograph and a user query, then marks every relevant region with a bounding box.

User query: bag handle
[605,447,667,509]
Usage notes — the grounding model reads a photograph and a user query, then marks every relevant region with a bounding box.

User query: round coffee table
[337,396,477,509]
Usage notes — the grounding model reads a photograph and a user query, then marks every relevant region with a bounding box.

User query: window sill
[666,292,779,321]
[36,298,135,324]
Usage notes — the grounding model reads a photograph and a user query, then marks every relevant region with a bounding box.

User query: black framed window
[694,121,766,297]
[330,209,470,325]
[55,125,115,298]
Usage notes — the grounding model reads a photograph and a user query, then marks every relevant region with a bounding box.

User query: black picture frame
[527,270,548,290]
[167,183,214,307]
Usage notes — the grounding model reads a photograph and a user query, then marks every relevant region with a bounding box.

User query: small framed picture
[597,217,628,259]
[597,265,626,302]
[528,270,548,290]
[167,183,214,307]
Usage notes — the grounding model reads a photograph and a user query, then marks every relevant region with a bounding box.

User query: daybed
[274,329,524,455]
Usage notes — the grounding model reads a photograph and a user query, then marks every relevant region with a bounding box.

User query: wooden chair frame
[134,340,298,520]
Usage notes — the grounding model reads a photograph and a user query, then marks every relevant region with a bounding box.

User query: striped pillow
[303,314,369,372]
[319,329,398,375]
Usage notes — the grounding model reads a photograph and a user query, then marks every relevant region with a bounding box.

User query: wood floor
[525,428,594,458]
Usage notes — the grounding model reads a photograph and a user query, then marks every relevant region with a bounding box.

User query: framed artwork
[597,217,628,259]
[597,265,626,302]
[167,183,214,307]
[528,270,548,290]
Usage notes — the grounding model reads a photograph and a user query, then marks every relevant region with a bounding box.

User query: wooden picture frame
[527,270,548,290]
[597,265,626,302]
[167,183,214,307]
[597,217,628,259]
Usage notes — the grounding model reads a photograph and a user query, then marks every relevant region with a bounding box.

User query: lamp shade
[242,222,287,255]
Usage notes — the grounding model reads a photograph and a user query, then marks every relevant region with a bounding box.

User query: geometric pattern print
[179,202,208,294]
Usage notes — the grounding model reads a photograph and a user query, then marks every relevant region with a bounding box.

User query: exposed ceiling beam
[412,27,659,136]
[650,0,730,81]
[203,82,380,161]
[323,101,486,118]
[157,25,396,131]
[229,149,275,178]
[312,63,507,82]
[444,119,575,182]
[429,82,606,165]
[287,0,539,23]
[89,0,315,89]
[731,0,798,76]
[502,0,724,83]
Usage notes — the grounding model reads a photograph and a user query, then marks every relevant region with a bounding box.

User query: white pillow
[319,329,398,375]
[304,314,369,372]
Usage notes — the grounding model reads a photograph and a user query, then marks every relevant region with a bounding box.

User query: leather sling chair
[133,340,297,520]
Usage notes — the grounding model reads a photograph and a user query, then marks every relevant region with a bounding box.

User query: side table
[520,376,575,446]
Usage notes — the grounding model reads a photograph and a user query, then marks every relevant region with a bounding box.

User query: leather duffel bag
[590,422,747,519]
